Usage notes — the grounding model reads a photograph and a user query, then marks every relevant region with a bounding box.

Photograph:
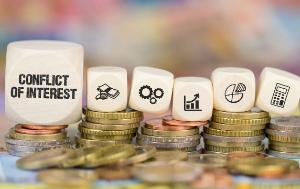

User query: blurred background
[0,0,299,113]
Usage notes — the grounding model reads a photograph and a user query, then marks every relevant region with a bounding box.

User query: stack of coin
[5,124,70,157]
[266,116,300,159]
[203,109,270,153]
[137,116,208,152]
[76,108,143,147]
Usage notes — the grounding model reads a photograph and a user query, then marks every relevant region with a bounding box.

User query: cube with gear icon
[129,66,174,114]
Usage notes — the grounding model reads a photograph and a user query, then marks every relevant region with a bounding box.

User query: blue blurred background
[0,0,299,112]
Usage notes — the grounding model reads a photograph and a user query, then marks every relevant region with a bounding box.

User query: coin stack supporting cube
[5,124,70,157]
[203,109,270,153]
[137,116,208,152]
[76,108,143,147]
[266,116,300,159]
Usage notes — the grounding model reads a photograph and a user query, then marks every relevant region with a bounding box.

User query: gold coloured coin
[17,148,76,170]
[157,147,197,152]
[81,133,135,140]
[38,169,97,186]
[204,140,261,147]
[227,157,298,176]
[213,108,269,119]
[79,125,137,136]
[133,161,201,183]
[227,151,267,160]
[212,116,270,125]
[86,117,143,125]
[118,145,156,166]
[153,151,188,162]
[85,108,143,119]
[188,154,227,168]
[75,136,131,147]
[269,145,300,153]
[205,144,264,153]
[81,120,140,130]
[210,122,266,131]
[204,127,264,137]
[141,127,199,137]
[269,140,300,148]
[9,129,67,141]
[84,144,135,168]
[60,147,99,168]
[267,135,300,143]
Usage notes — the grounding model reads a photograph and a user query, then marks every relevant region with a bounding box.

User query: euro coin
[86,116,143,125]
[84,144,135,168]
[81,120,139,130]
[118,145,156,166]
[210,122,266,131]
[15,124,62,135]
[137,139,199,149]
[162,115,208,127]
[213,108,269,119]
[187,154,227,168]
[204,140,261,147]
[137,132,200,143]
[9,129,67,141]
[267,150,300,159]
[22,124,68,130]
[203,133,265,143]
[205,144,264,153]
[144,118,194,131]
[79,125,137,136]
[270,116,300,130]
[227,157,298,176]
[75,136,131,147]
[133,161,201,183]
[85,108,143,120]
[141,126,199,137]
[227,151,267,160]
[153,151,188,162]
[212,116,270,125]
[81,133,135,140]
[17,148,76,170]
[204,127,264,137]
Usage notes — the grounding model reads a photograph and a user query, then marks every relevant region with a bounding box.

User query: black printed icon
[270,83,290,108]
[139,85,164,104]
[95,83,120,100]
[184,93,202,111]
[224,83,246,103]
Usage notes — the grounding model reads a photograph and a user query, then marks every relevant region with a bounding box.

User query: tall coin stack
[137,116,208,152]
[266,116,300,159]
[5,124,70,157]
[76,108,143,147]
[203,109,270,153]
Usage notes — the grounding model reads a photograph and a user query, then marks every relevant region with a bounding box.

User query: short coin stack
[5,124,70,157]
[76,108,143,147]
[203,109,270,153]
[137,116,208,152]
[266,116,300,159]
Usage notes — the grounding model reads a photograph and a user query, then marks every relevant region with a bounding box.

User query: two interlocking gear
[139,85,164,104]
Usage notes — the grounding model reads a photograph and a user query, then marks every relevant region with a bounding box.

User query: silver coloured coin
[203,133,265,142]
[136,132,200,143]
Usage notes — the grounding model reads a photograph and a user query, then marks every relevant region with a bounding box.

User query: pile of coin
[5,124,70,157]
[203,109,270,153]
[266,116,300,159]
[137,116,208,152]
[76,108,143,147]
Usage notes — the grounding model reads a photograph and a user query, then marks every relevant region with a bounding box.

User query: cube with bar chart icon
[172,77,213,121]
[211,67,256,112]
[256,67,300,116]
[87,66,127,112]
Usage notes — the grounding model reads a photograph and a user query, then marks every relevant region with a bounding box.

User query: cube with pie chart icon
[129,66,174,114]
[256,67,300,116]
[172,77,213,121]
[211,67,256,112]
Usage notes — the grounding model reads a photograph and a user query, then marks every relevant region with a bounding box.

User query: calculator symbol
[270,83,290,108]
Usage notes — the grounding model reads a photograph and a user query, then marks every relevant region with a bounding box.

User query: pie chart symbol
[224,83,246,103]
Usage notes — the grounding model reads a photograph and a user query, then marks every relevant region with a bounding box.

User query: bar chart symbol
[184,93,202,111]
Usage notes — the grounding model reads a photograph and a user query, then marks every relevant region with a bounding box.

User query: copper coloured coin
[22,124,67,130]
[162,115,208,127]
[15,124,62,135]
[144,118,194,131]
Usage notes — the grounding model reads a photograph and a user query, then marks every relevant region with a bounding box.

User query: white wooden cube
[5,40,83,125]
[256,67,300,116]
[211,67,255,112]
[172,77,213,121]
[87,66,127,112]
[129,66,174,114]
